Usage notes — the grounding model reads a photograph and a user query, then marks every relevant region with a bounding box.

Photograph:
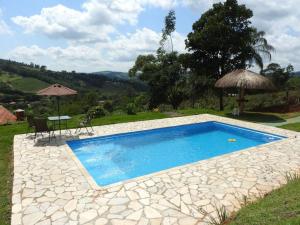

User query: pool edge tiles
[13,114,300,225]
[66,120,286,188]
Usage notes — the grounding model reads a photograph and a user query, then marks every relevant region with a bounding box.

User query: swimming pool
[67,121,284,186]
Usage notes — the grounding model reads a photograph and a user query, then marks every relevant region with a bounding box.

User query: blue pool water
[67,121,284,186]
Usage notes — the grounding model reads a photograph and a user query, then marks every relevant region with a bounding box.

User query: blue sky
[0,0,299,72]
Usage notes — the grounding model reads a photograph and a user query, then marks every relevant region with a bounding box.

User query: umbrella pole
[238,87,245,114]
[57,96,61,136]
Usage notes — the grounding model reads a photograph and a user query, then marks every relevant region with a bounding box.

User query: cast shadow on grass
[226,112,286,123]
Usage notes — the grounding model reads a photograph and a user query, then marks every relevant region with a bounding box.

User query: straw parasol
[215,69,275,113]
[37,84,77,135]
[0,105,17,125]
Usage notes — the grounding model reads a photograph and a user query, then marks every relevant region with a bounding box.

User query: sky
[0,0,300,73]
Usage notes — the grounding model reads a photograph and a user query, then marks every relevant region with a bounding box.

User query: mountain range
[0,59,146,104]
[92,71,130,80]
[293,71,300,76]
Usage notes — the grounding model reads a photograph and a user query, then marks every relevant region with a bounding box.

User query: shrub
[88,106,106,118]
[126,103,137,115]
[103,100,113,113]
[134,94,149,111]
[199,204,229,225]
[158,104,173,112]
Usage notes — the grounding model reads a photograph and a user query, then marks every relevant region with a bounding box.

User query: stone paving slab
[12,114,300,225]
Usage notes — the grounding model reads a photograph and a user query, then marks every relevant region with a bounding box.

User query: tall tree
[185,0,273,110]
[262,63,293,88]
[158,10,176,54]
[262,63,294,104]
[130,10,187,109]
[129,52,187,109]
[241,31,274,69]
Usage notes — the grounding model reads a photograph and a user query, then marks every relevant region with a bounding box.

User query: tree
[185,0,273,110]
[239,31,274,70]
[85,91,98,107]
[262,63,293,87]
[40,65,47,71]
[262,63,294,104]
[130,11,188,109]
[187,73,214,108]
[129,52,187,109]
[158,10,176,54]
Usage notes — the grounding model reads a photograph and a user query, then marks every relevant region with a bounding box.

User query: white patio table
[48,115,72,135]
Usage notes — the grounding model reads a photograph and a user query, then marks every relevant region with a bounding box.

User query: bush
[103,100,113,113]
[158,104,173,112]
[134,94,149,111]
[88,106,106,118]
[126,103,137,115]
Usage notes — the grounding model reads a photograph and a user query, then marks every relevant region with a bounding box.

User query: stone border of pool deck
[12,114,300,225]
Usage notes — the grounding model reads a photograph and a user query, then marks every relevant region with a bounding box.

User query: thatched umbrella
[215,69,275,113]
[37,84,77,135]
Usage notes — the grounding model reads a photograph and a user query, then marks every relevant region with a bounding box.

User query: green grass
[228,178,300,225]
[10,77,49,92]
[64,111,169,128]
[0,72,20,83]
[226,112,286,123]
[0,123,26,224]
[178,108,295,123]
[279,122,300,132]
[178,108,228,116]
[279,112,300,119]
[0,72,49,93]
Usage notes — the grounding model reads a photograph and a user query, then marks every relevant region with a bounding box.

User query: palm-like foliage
[247,30,275,69]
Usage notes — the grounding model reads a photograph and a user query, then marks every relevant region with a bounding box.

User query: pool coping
[64,119,292,190]
[12,114,300,225]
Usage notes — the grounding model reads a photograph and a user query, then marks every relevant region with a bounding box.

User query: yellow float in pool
[228,138,236,142]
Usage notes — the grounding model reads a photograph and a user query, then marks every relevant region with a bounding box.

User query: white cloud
[0,20,11,35]
[102,28,161,62]
[143,0,176,9]
[237,0,300,70]
[8,45,109,72]
[0,9,12,35]
[8,0,300,71]
[180,0,220,11]
[102,28,186,62]
[81,0,144,26]
[12,4,115,43]
[178,0,300,70]
[266,33,300,70]
[11,0,178,43]
[7,28,186,72]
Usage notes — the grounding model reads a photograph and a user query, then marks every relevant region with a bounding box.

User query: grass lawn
[71,111,169,127]
[228,178,300,225]
[0,110,299,225]
[178,108,299,123]
[0,72,20,83]
[0,123,26,224]
[10,77,50,93]
[279,122,300,132]
[0,72,50,93]
[178,108,228,116]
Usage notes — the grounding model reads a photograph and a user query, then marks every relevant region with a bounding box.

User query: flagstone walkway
[12,114,300,225]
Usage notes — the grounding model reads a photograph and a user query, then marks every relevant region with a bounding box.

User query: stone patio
[12,114,300,225]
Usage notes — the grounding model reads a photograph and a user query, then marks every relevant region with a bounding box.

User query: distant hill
[92,71,130,80]
[293,71,300,76]
[0,59,147,103]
